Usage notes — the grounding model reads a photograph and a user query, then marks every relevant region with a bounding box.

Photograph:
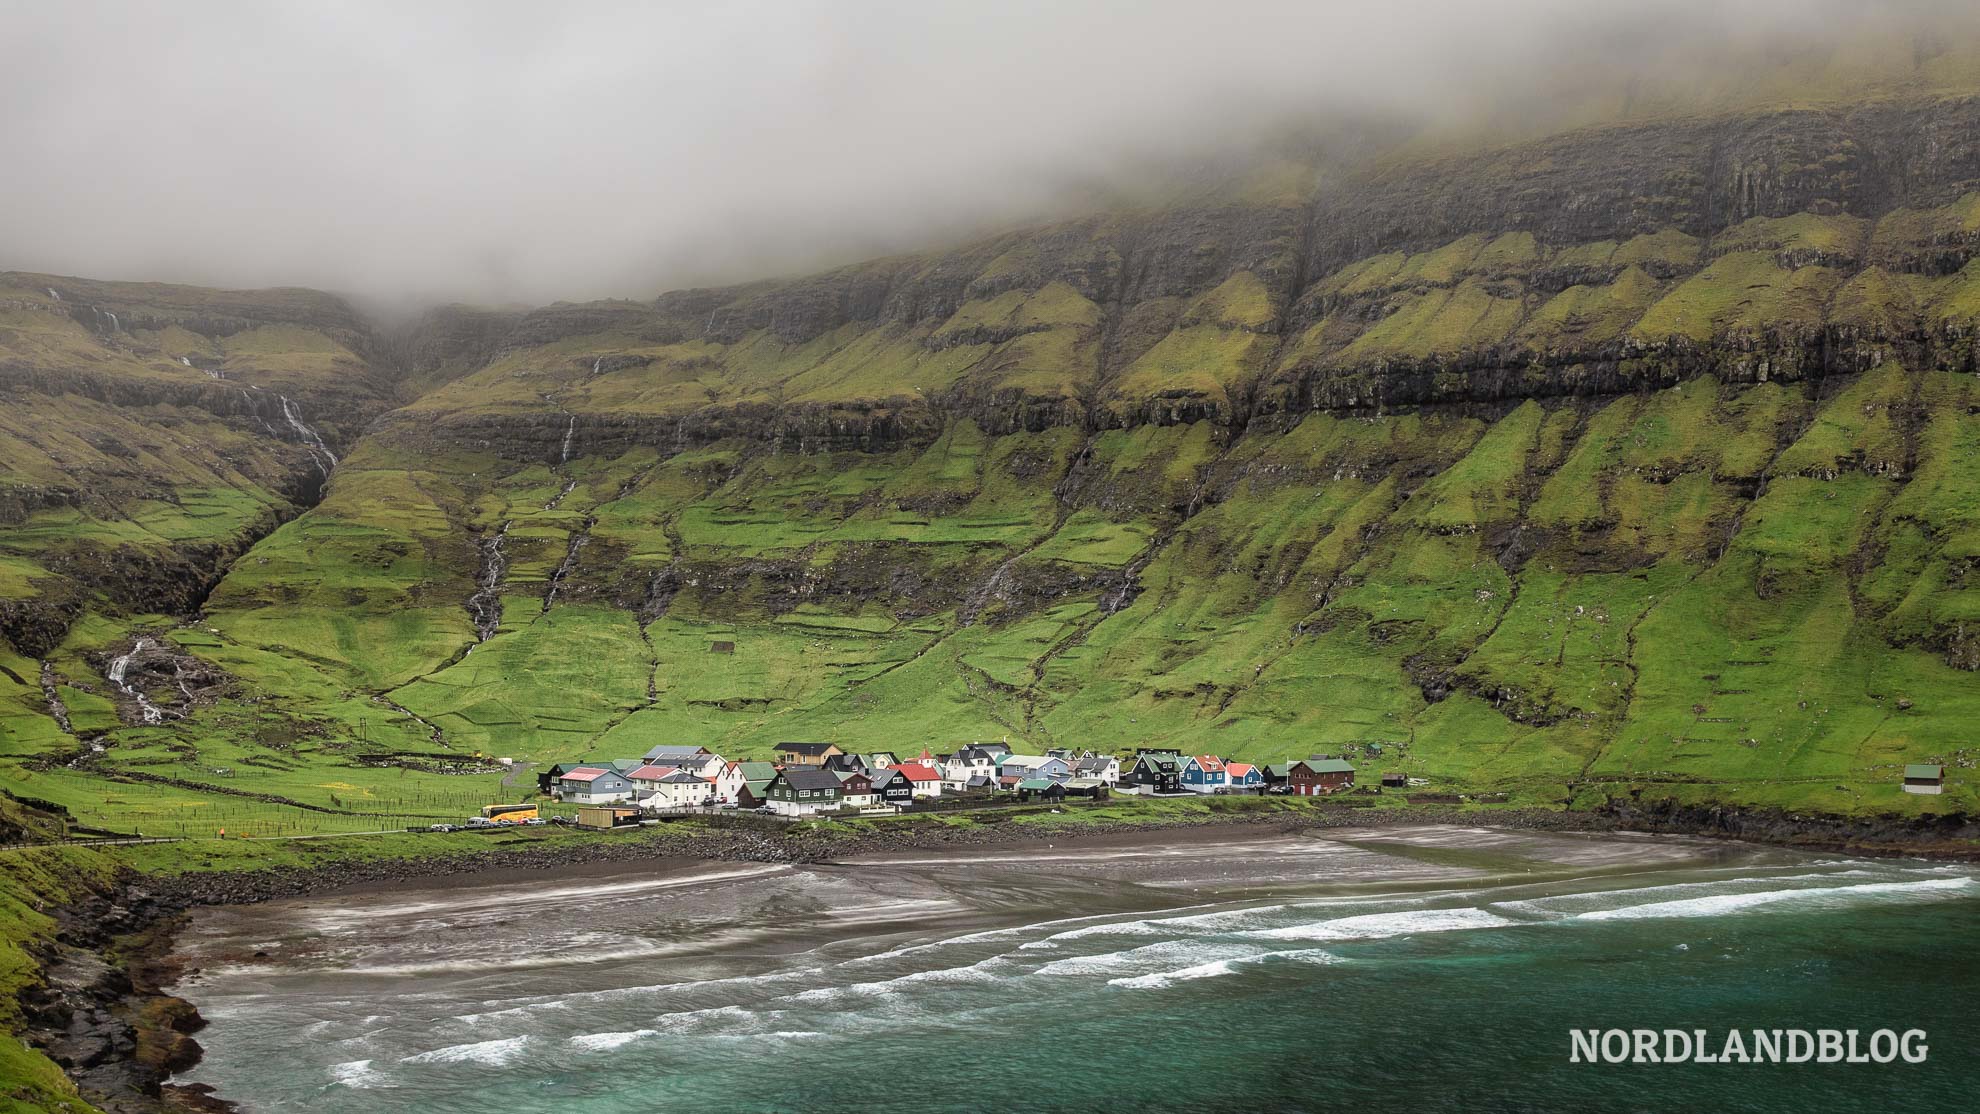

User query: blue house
[1180,755,1228,794]
[1225,762,1264,792]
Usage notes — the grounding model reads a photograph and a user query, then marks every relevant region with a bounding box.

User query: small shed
[1902,764,1945,795]
[1380,771,1407,789]
[1063,777,1110,800]
[575,806,641,830]
[710,640,735,654]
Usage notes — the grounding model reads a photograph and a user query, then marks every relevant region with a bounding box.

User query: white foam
[326,1059,395,1089]
[1579,877,1974,921]
[401,1035,529,1066]
[568,1028,658,1052]
[1034,939,1260,978]
[1105,946,1346,990]
[1249,906,1515,942]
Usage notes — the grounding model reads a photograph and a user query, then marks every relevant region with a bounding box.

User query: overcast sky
[0,1,1962,307]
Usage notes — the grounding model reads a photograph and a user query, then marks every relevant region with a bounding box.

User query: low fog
[0,0,1968,307]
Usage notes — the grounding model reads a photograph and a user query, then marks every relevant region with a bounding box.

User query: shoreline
[26,797,1980,1112]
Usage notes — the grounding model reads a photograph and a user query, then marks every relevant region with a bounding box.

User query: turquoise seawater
[172,832,1978,1112]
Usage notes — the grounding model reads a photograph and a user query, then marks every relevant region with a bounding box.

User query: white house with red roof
[557,766,636,804]
[893,761,944,798]
[626,763,681,790]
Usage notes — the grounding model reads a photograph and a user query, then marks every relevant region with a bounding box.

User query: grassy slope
[8,198,1980,849]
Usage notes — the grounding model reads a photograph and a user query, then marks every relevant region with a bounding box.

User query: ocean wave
[400,1035,530,1066]
[1105,946,1347,990]
[1491,870,1884,917]
[568,1028,659,1052]
[1033,939,1261,978]
[1577,876,1974,921]
[1248,906,1515,942]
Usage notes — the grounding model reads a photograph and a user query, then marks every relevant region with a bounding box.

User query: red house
[1288,757,1355,796]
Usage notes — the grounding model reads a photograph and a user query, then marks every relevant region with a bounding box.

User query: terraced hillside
[7,90,1980,838]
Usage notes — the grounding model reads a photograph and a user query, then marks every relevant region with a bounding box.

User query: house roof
[779,768,842,791]
[1003,754,1053,766]
[1267,763,1294,777]
[642,744,711,761]
[779,742,840,756]
[1073,757,1114,772]
[1065,777,1108,789]
[865,769,903,788]
[1132,753,1178,770]
[742,778,774,796]
[1016,778,1059,790]
[561,766,611,782]
[1298,758,1356,774]
[895,762,941,782]
[1904,764,1945,779]
[1225,762,1255,777]
[966,775,994,788]
[626,764,679,781]
[834,769,873,786]
[976,741,1012,754]
[732,761,779,779]
[1190,755,1226,772]
[656,770,709,785]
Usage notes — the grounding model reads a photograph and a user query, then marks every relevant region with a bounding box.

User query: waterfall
[180,356,194,367]
[105,311,119,331]
[545,479,577,511]
[542,518,595,611]
[592,356,602,375]
[560,415,577,464]
[279,395,339,475]
[466,523,510,643]
[107,639,169,725]
[46,287,61,301]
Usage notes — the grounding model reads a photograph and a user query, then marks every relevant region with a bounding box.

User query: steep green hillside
[6,91,1980,840]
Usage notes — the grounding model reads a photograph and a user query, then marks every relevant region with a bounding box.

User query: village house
[718,760,778,802]
[1000,754,1073,783]
[1016,778,1065,803]
[858,751,901,770]
[1072,755,1120,784]
[1903,764,1946,795]
[1122,750,1183,795]
[641,769,717,810]
[1263,763,1294,792]
[540,760,610,794]
[558,766,636,804]
[778,742,842,767]
[836,769,878,809]
[1287,757,1356,796]
[766,767,844,816]
[893,761,943,798]
[868,768,916,809]
[641,744,719,776]
[1225,762,1264,793]
[822,752,868,774]
[941,745,1000,790]
[1063,777,1110,800]
[1181,755,1228,794]
[976,741,1013,759]
[737,776,776,810]
[626,763,679,791]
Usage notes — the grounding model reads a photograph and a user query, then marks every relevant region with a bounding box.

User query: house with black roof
[765,767,845,816]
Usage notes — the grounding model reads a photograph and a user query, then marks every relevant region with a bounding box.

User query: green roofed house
[1288,757,1355,796]
[1016,778,1065,802]
[1902,764,1945,795]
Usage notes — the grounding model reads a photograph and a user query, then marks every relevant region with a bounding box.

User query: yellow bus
[480,803,538,823]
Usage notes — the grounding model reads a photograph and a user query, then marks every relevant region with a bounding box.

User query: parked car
[428,823,458,832]
[465,817,496,828]
[522,817,547,826]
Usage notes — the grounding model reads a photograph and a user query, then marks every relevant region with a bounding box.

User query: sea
[168,826,1979,1112]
